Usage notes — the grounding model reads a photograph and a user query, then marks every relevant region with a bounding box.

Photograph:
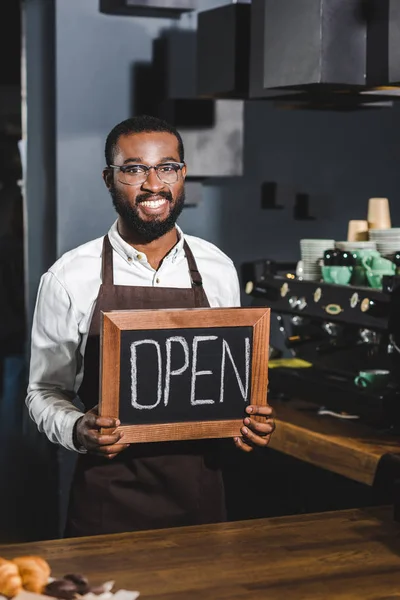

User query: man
[27,115,275,537]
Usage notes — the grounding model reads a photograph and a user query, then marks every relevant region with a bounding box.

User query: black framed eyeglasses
[108,162,185,186]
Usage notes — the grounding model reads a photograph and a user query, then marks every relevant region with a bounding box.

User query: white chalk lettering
[219,337,250,403]
[130,339,162,410]
[164,336,189,406]
[190,336,218,405]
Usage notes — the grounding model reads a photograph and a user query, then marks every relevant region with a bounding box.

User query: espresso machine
[242,259,400,428]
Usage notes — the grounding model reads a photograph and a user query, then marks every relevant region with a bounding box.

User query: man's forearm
[26,389,85,451]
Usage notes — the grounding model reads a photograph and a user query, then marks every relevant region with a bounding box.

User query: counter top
[0,506,399,599]
[270,399,400,485]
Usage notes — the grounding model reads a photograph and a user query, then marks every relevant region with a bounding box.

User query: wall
[180,100,400,271]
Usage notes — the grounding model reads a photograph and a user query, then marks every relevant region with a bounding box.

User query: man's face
[104,131,187,242]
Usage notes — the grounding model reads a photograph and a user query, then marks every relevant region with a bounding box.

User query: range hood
[196,0,385,110]
[245,0,399,110]
[250,0,367,95]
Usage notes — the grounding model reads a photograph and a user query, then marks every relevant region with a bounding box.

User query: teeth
[141,199,166,208]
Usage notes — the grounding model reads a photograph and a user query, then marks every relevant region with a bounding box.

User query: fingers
[234,404,276,451]
[84,428,129,456]
[91,443,130,460]
[243,416,275,437]
[233,436,253,453]
[75,407,130,457]
[95,416,121,429]
[240,423,272,448]
[84,412,120,431]
[246,404,275,418]
[86,429,123,447]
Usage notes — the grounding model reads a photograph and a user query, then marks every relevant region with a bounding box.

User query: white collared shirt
[26,222,241,451]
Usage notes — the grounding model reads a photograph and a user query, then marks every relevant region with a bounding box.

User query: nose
[141,167,166,193]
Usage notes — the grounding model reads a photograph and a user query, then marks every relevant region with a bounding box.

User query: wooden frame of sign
[99,307,270,443]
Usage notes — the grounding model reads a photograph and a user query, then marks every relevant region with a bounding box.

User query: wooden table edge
[269,402,400,486]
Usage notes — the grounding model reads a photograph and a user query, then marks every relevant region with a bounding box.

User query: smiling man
[26,115,275,537]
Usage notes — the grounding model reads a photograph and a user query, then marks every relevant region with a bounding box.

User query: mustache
[136,191,173,203]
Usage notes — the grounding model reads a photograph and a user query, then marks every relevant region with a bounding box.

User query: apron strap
[183,240,207,307]
[102,235,114,286]
[183,240,204,288]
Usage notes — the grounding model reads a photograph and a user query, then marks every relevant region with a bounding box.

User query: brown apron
[65,235,226,537]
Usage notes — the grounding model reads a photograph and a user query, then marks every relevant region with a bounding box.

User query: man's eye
[124,166,146,174]
[158,164,177,173]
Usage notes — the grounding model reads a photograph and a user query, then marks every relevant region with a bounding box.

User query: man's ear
[182,163,187,180]
[103,168,113,189]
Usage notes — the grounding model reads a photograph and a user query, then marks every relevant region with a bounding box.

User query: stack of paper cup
[300,239,335,280]
[368,229,400,258]
[367,198,391,230]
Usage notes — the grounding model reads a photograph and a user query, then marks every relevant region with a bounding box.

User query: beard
[110,185,185,243]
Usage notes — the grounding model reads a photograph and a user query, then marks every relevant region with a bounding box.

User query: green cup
[354,369,390,390]
[353,249,380,267]
[369,255,396,273]
[321,265,334,284]
[322,265,353,285]
[362,254,395,289]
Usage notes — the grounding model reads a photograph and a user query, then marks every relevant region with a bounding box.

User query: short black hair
[105,115,184,166]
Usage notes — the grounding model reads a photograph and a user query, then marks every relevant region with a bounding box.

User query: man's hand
[234,404,275,453]
[74,406,130,459]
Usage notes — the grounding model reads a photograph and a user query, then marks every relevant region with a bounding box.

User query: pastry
[0,558,23,598]
[12,556,51,594]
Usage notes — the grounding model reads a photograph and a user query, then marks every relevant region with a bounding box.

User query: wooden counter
[0,506,399,599]
[269,399,400,486]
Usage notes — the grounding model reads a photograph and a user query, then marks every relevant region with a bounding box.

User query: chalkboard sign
[99,307,270,443]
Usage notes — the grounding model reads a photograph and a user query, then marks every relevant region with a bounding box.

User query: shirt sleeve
[26,271,85,452]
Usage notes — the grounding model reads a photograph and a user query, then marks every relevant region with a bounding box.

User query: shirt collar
[107,220,185,264]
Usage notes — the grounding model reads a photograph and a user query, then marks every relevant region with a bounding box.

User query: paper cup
[367,197,391,230]
[347,220,368,242]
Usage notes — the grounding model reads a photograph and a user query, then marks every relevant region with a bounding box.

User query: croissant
[0,558,23,598]
[12,556,51,594]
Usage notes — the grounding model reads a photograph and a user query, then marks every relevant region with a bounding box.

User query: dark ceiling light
[250,0,367,96]
[99,0,196,18]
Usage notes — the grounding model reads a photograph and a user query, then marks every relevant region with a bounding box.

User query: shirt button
[156,278,160,284]
[137,253,143,260]
[127,256,132,262]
